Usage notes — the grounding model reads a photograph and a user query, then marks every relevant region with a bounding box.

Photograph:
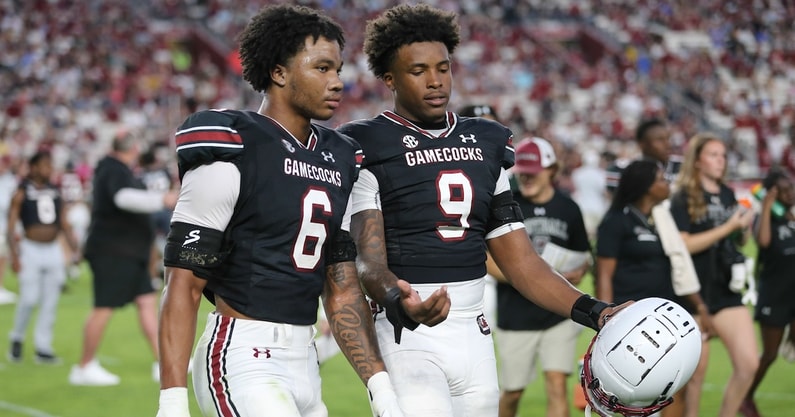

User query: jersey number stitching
[292,187,331,271]
[436,170,474,241]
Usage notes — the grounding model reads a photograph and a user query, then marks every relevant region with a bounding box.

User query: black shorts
[755,277,795,327]
[88,255,155,308]
[703,272,743,314]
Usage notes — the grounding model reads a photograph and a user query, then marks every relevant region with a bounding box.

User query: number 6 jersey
[338,111,515,284]
[169,109,363,325]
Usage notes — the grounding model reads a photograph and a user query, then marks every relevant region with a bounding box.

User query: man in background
[69,132,178,386]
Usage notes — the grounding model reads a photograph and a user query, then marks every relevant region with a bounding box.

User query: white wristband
[157,387,190,417]
[367,372,403,417]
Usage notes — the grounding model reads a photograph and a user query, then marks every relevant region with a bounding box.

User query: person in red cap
[488,137,592,417]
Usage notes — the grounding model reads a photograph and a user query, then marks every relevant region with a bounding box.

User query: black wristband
[571,295,612,331]
[383,287,420,344]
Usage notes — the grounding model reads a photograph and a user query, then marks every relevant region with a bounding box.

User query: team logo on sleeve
[476,314,491,335]
[183,230,201,246]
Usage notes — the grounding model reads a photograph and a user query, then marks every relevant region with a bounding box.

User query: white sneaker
[69,360,120,386]
[0,288,16,305]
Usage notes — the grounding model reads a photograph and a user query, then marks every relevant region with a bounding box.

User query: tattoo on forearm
[329,304,378,379]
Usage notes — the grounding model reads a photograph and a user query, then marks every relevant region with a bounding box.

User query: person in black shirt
[156,5,403,417]
[68,132,179,386]
[742,169,795,417]
[490,137,591,417]
[7,151,79,364]
[670,132,758,417]
[605,118,682,196]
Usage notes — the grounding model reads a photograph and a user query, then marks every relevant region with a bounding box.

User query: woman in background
[669,132,758,417]
[741,169,795,417]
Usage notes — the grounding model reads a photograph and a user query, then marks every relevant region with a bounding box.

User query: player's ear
[271,65,287,88]
[383,72,396,92]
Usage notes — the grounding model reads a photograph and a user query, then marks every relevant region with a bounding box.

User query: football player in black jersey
[338,4,628,417]
[156,5,402,417]
[7,151,79,365]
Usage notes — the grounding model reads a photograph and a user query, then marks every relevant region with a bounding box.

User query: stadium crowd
[1,0,795,416]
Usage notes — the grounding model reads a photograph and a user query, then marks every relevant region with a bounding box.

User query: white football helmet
[580,297,702,417]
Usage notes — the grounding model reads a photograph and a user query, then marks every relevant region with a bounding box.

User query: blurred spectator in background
[570,148,608,239]
[670,133,758,417]
[69,131,178,386]
[7,151,80,365]
[743,169,795,417]
[489,137,590,417]
[0,155,19,304]
[137,142,176,288]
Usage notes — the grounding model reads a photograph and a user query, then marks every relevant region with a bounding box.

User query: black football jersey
[338,111,514,284]
[19,179,62,229]
[174,109,362,325]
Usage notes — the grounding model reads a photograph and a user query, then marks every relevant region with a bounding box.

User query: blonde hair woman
[669,132,758,417]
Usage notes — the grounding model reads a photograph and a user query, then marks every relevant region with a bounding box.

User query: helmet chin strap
[584,404,593,417]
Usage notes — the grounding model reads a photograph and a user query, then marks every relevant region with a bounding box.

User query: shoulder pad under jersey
[174,109,244,180]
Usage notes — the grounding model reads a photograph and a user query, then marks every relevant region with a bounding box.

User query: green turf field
[0,264,793,417]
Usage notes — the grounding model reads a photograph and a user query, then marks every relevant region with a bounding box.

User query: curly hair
[237,5,345,93]
[363,4,460,79]
[673,132,725,221]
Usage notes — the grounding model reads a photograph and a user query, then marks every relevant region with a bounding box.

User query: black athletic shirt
[171,109,362,325]
[596,206,676,304]
[497,190,590,330]
[84,156,154,261]
[338,111,515,284]
[18,178,62,230]
[670,185,743,313]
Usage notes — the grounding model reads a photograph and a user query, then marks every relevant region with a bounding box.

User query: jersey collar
[381,110,458,139]
[262,114,318,151]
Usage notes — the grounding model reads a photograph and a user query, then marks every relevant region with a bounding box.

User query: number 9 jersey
[338,111,515,285]
[166,109,363,325]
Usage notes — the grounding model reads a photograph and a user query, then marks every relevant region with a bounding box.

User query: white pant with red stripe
[192,312,326,417]
[373,278,500,417]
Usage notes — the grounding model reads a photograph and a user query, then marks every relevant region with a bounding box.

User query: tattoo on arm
[325,261,384,384]
[351,210,398,302]
[328,303,378,380]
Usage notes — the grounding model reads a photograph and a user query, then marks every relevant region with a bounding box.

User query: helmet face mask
[580,298,702,417]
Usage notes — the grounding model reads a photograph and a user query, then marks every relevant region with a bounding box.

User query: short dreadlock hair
[238,5,345,93]
[364,4,460,79]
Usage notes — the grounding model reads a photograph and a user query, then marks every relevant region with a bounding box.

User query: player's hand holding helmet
[580,297,701,417]
[156,387,191,417]
[368,371,405,417]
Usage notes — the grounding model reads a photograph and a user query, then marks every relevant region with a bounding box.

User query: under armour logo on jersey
[533,207,546,216]
[183,230,201,246]
[402,135,419,149]
[252,348,271,358]
[460,134,477,143]
[281,139,295,153]
[322,151,335,162]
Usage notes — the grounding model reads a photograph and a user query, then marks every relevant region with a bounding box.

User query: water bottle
[750,183,787,217]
